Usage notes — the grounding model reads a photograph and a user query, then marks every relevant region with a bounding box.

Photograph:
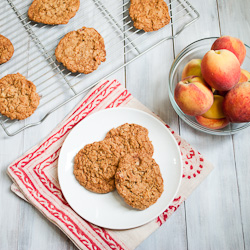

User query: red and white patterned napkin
[7,80,214,250]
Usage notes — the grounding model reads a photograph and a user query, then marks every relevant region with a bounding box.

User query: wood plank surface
[172,0,246,249]
[217,0,250,249]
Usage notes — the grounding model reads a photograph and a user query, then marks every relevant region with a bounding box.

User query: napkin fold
[7,79,214,250]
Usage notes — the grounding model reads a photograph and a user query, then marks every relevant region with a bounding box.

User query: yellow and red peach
[183,76,207,86]
[223,81,250,122]
[202,95,225,119]
[181,59,202,80]
[195,116,229,130]
[201,49,241,91]
[241,69,250,80]
[211,36,246,65]
[219,70,249,97]
[238,69,249,83]
[174,76,213,116]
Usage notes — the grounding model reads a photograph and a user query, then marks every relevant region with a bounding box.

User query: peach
[202,95,225,119]
[241,69,250,80]
[174,76,213,116]
[181,59,202,80]
[238,69,249,83]
[195,116,229,130]
[201,49,241,91]
[223,81,250,122]
[182,75,207,86]
[211,36,246,65]
[221,69,250,95]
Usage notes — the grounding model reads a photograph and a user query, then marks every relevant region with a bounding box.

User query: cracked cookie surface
[74,124,154,194]
[105,123,154,157]
[74,138,126,194]
[129,0,170,32]
[55,27,106,74]
[28,0,80,25]
[0,35,14,64]
[0,73,40,120]
[115,153,164,210]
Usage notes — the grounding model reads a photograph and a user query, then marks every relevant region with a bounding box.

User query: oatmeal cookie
[115,153,164,210]
[0,73,40,120]
[28,0,80,25]
[74,138,126,194]
[129,0,171,32]
[74,130,152,194]
[55,27,106,74]
[0,35,14,64]
[105,123,154,157]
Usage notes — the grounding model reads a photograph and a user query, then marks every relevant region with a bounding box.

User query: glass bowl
[169,37,250,135]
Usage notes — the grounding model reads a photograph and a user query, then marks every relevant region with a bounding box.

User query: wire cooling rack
[0,0,199,136]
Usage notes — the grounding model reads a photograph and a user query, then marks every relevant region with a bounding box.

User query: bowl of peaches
[169,36,250,135]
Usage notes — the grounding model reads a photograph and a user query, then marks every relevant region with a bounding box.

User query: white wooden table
[1,0,250,249]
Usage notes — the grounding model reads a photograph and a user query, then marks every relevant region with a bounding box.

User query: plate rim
[58,107,183,229]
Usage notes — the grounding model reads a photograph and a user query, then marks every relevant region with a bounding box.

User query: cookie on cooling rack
[28,0,80,25]
[105,123,154,157]
[55,27,106,74]
[115,153,164,210]
[0,73,40,120]
[129,0,171,32]
[0,35,14,64]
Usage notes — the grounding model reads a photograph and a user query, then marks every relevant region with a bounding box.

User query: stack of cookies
[73,123,164,210]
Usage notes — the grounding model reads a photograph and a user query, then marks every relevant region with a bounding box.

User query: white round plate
[58,107,183,230]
